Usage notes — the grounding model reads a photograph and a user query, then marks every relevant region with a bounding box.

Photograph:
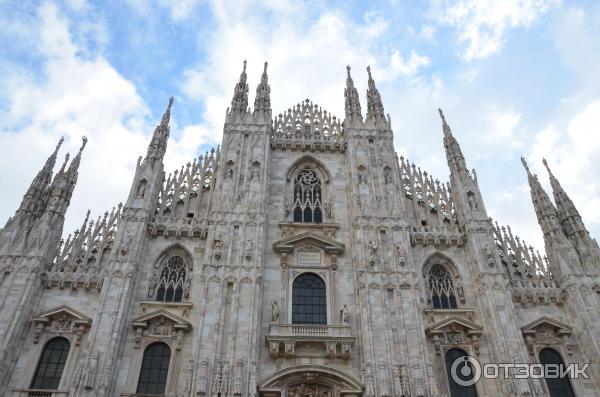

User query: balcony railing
[266,323,354,358]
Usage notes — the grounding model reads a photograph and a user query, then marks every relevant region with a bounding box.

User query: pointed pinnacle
[79,136,88,153]
[520,156,531,175]
[263,61,268,74]
[161,97,174,126]
[542,158,553,176]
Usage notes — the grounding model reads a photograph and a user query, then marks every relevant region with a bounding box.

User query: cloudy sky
[1,0,599,252]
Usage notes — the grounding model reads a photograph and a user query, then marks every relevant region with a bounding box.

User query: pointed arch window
[30,337,70,390]
[292,273,327,324]
[445,348,478,397]
[428,263,458,309]
[156,255,187,303]
[136,342,171,395]
[539,348,575,397]
[293,169,323,223]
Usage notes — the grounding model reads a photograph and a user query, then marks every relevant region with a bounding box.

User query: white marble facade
[1,62,600,397]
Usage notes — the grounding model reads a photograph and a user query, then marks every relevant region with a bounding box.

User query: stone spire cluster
[230,60,249,114]
[543,158,588,238]
[365,66,385,122]
[15,137,64,220]
[145,96,173,169]
[344,66,363,123]
[439,109,467,174]
[254,62,271,116]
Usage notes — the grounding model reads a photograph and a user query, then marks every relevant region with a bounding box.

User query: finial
[56,136,65,150]
[243,59,247,72]
[346,65,351,77]
[438,108,446,123]
[263,61,268,73]
[520,156,531,174]
[367,65,372,78]
[80,136,88,152]
[542,158,553,175]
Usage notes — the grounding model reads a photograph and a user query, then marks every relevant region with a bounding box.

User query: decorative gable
[272,232,345,255]
[425,316,484,355]
[521,316,573,356]
[32,305,92,345]
[132,309,192,350]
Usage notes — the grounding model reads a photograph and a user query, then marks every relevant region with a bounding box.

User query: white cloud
[0,2,204,234]
[388,49,431,76]
[431,0,559,61]
[529,100,600,231]
[180,1,431,144]
[483,108,523,150]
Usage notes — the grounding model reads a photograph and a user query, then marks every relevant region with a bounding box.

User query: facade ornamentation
[1,63,598,397]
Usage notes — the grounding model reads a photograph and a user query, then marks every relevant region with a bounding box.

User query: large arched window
[156,255,187,302]
[428,263,458,309]
[445,348,478,397]
[293,169,323,223]
[30,337,70,390]
[292,273,327,324]
[539,348,575,397]
[137,342,171,395]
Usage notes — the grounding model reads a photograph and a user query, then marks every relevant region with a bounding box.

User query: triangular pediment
[33,305,91,326]
[273,231,345,255]
[521,316,573,335]
[132,309,191,331]
[426,316,483,336]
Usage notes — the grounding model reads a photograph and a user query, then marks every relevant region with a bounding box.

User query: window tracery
[293,170,323,224]
[428,263,459,309]
[149,252,192,303]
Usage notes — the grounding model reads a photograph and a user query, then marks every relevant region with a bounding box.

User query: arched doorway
[258,365,363,397]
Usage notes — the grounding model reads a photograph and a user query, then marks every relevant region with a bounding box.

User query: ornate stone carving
[197,356,209,394]
[521,316,573,357]
[271,300,280,322]
[32,305,92,346]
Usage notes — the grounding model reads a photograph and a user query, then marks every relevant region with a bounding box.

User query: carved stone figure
[340,304,351,324]
[271,300,279,322]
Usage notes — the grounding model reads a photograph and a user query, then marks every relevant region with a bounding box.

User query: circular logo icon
[450,355,482,387]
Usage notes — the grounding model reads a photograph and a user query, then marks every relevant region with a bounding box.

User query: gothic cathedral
[1,62,599,397]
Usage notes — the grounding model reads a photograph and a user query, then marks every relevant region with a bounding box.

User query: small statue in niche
[467,191,478,210]
[395,244,406,266]
[284,199,291,217]
[271,300,279,322]
[136,179,148,199]
[483,245,495,267]
[367,240,378,255]
[358,172,367,184]
[367,240,377,265]
[340,304,351,324]
[213,236,223,260]
[250,163,261,181]
[383,167,392,185]
[245,240,253,260]
[324,201,332,220]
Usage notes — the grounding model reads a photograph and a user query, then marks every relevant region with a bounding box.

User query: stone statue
[367,240,378,255]
[340,304,351,324]
[271,300,279,322]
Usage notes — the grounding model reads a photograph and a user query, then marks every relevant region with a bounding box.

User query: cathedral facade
[0,62,599,397]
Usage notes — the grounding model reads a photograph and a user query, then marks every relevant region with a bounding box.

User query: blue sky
[1,0,600,252]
